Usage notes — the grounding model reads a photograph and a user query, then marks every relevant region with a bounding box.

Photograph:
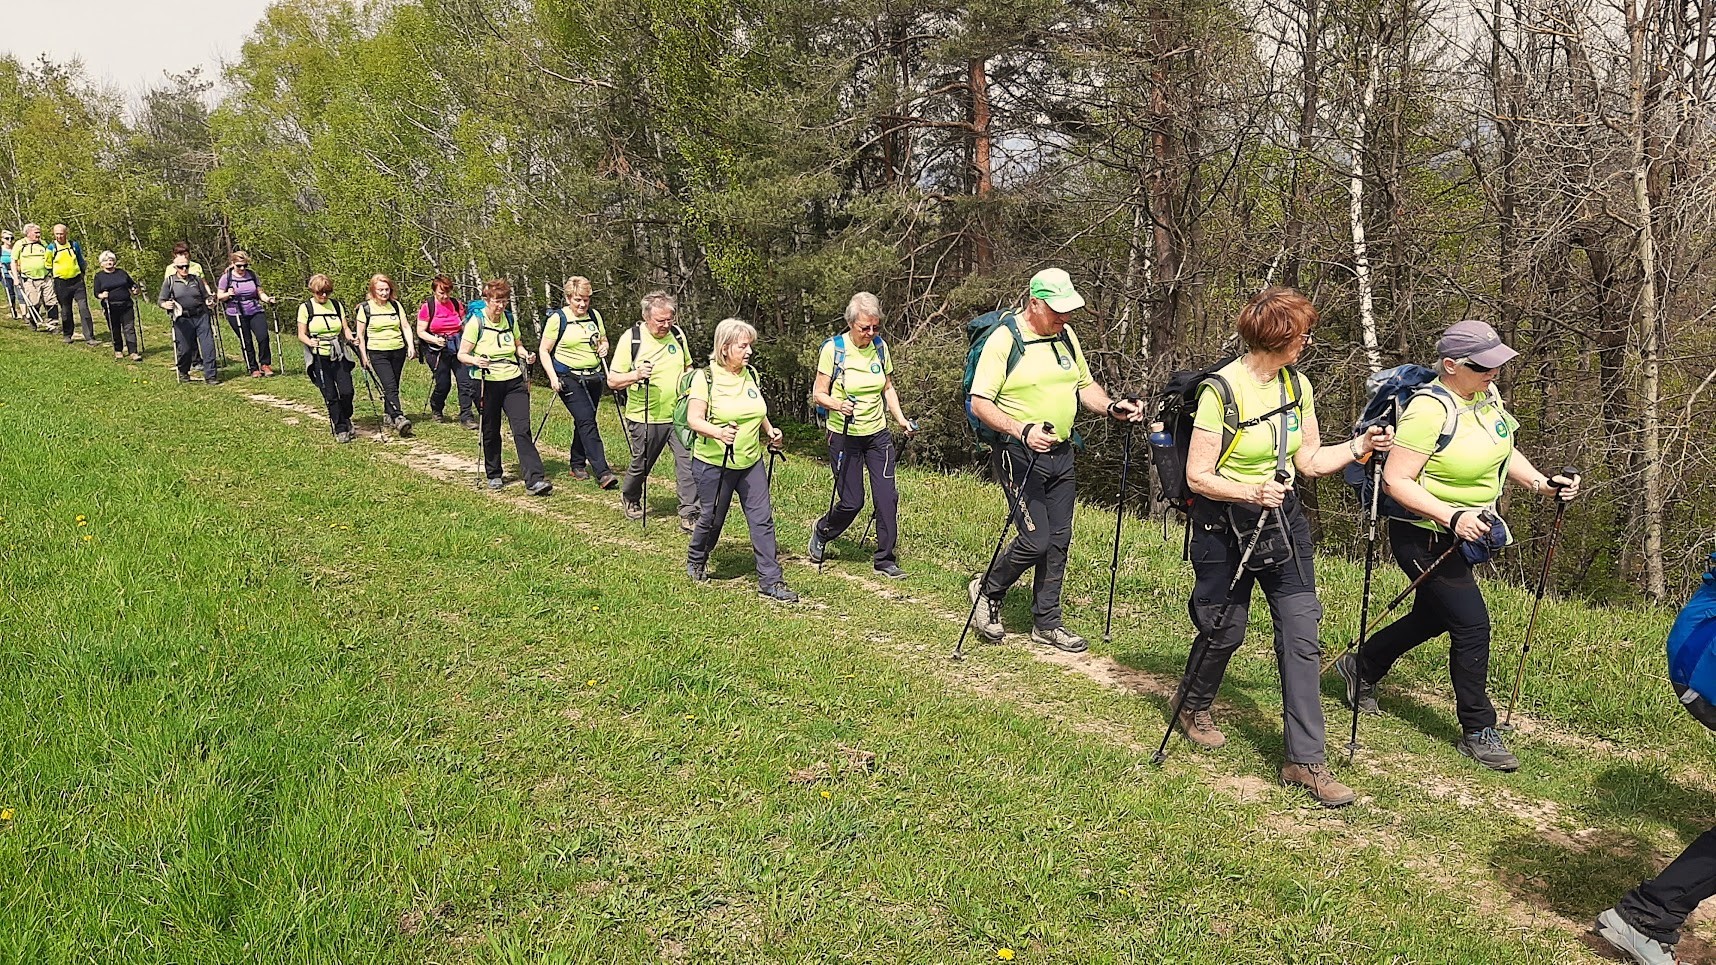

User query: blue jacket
[1667,555,1716,731]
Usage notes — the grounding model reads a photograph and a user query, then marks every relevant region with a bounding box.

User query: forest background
[3,0,1710,603]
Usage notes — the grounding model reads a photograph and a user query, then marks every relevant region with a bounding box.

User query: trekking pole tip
[1149,749,1168,766]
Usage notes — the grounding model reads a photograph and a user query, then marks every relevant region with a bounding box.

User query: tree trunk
[969,56,993,273]
[1349,40,1383,373]
[1628,0,1666,600]
[1281,0,1321,290]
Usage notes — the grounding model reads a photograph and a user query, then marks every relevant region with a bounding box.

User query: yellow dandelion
[82,535,93,542]
[77,520,88,527]
[997,950,1015,962]
[0,808,12,822]
[586,679,597,687]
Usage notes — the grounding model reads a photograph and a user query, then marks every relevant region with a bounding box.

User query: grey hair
[22,223,39,234]
[844,291,881,328]
[639,290,676,320]
[98,250,117,263]
[709,317,758,367]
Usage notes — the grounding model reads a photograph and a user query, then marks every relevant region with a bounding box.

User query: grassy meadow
[1,316,1712,963]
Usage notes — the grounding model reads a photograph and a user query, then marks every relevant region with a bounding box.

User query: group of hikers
[7,232,1703,963]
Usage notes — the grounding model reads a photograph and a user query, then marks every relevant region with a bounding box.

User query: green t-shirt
[1191,357,1314,486]
[968,319,1093,437]
[11,240,49,279]
[360,299,409,352]
[461,309,523,382]
[690,365,768,470]
[1395,379,1517,530]
[817,336,893,437]
[611,325,690,424]
[298,298,346,357]
[549,308,605,371]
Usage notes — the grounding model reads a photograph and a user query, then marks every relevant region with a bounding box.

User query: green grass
[1,322,1711,963]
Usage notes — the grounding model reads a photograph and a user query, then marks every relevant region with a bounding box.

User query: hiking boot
[261,364,275,377]
[1334,652,1381,716]
[460,414,478,430]
[598,472,619,490]
[432,410,450,423]
[395,416,414,437]
[570,467,591,481]
[807,529,828,564]
[967,576,1005,644]
[622,498,644,520]
[1456,727,1520,772]
[679,515,696,534]
[687,561,708,583]
[1177,707,1227,749]
[1031,625,1089,653]
[759,582,799,603]
[874,561,906,580]
[1595,908,1678,965]
[1281,761,1356,807]
[487,477,505,491]
[526,480,553,497]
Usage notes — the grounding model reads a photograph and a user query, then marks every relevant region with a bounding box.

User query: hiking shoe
[526,480,553,497]
[1456,727,1520,772]
[260,364,275,376]
[395,416,414,437]
[622,498,644,520]
[1281,761,1356,807]
[1595,908,1678,965]
[687,561,708,583]
[432,410,450,423]
[598,472,619,490]
[205,378,222,387]
[128,353,143,361]
[967,576,1005,644]
[176,371,190,383]
[1031,625,1089,653]
[460,415,478,430]
[679,515,696,534]
[808,529,828,564]
[570,467,591,481]
[1177,707,1227,749]
[1334,652,1381,716]
[249,369,263,378]
[759,582,799,603]
[63,336,73,344]
[334,431,354,444]
[487,477,505,490]
[874,562,907,580]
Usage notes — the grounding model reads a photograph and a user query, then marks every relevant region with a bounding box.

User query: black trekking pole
[1103,422,1135,644]
[534,386,556,442]
[1344,454,1386,762]
[820,410,854,573]
[1322,532,1469,682]
[768,444,786,489]
[1151,468,1288,764]
[1500,467,1579,730]
[358,358,386,436]
[953,424,1053,662]
[640,376,651,532]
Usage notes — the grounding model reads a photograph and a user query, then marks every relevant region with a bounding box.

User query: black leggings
[478,376,545,484]
[1357,519,1496,733]
[103,301,139,355]
[368,347,408,419]
[1617,826,1716,945]
[310,354,356,435]
[227,311,272,369]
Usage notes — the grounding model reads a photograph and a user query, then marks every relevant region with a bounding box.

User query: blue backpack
[811,332,888,429]
[1668,556,1716,732]
[1343,364,1461,521]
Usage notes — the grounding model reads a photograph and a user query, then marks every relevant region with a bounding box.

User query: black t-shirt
[92,268,135,308]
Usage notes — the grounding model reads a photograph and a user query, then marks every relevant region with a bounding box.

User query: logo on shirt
[666,344,678,355]
[746,388,759,399]
[1058,356,1072,370]
[1286,413,1301,432]
[1495,421,1509,438]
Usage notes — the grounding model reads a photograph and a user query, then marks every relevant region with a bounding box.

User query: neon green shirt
[360,299,409,352]
[548,308,605,371]
[1192,357,1314,486]
[11,240,49,279]
[968,320,1093,436]
[162,262,205,280]
[298,299,346,357]
[691,365,768,469]
[1395,378,1517,530]
[611,325,689,424]
[461,310,523,382]
[817,336,892,437]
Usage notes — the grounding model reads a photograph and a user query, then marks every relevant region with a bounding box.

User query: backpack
[811,332,889,429]
[1667,555,1716,732]
[615,321,690,408]
[548,307,606,376]
[1340,364,1462,521]
[301,297,348,372]
[672,365,756,453]
[961,310,1075,447]
[1147,357,1303,518]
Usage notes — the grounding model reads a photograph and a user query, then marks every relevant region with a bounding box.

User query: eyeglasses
[1300,332,1315,345]
[1458,358,1496,374]
[855,323,880,334]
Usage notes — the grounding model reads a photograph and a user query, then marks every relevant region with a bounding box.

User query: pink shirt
[419,297,464,337]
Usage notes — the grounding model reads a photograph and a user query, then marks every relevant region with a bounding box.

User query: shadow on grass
[1588,763,1715,841]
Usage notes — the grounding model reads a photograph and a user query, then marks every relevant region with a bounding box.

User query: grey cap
[1435,320,1517,369]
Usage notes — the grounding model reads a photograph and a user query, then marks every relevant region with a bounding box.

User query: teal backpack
[960,310,1074,447]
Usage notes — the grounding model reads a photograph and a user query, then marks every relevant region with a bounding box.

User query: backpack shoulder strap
[874,335,888,368]
[359,301,372,323]
[671,324,691,357]
[1202,374,1244,471]
[553,307,570,342]
[1418,383,1461,454]
[999,313,1027,376]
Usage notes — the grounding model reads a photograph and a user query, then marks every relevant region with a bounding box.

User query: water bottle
[1148,420,1173,449]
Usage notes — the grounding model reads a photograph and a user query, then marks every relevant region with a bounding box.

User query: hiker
[965,268,1144,654]
[608,290,699,530]
[162,242,206,280]
[296,274,357,441]
[1,229,15,317]
[807,291,916,579]
[684,317,797,603]
[458,278,551,496]
[355,273,417,435]
[1168,287,1393,807]
[540,275,617,488]
[1334,319,1579,772]
[49,224,93,345]
[10,224,55,331]
[159,254,220,385]
[216,250,278,376]
[416,273,476,428]
[91,251,142,361]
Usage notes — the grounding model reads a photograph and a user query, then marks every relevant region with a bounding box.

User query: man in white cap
[965,267,1143,653]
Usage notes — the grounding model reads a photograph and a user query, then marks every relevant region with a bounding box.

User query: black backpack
[1148,357,1303,517]
[1341,364,1462,521]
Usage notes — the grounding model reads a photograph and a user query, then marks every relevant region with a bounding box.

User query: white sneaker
[1596,908,1679,965]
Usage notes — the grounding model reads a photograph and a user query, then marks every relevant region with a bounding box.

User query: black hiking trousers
[979,439,1076,631]
[478,375,545,485]
[814,428,900,566]
[1616,826,1716,945]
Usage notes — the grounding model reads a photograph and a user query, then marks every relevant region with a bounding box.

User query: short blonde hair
[98,250,117,264]
[709,317,757,367]
[563,276,593,299]
[307,273,333,296]
[367,273,394,300]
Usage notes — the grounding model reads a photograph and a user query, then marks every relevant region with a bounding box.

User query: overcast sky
[3,0,276,104]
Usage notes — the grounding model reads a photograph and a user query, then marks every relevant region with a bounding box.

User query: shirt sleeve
[611,330,635,372]
[968,324,1016,401]
[1192,382,1226,435]
[882,342,895,377]
[816,340,836,379]
[460,316,480,346]
[689,369,712,405]
[1297,373,1317,435]
[158,278,173,304]
[1394,393,1450,456]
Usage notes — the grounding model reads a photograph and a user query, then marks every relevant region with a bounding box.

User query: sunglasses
[1458,358,1496,374]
